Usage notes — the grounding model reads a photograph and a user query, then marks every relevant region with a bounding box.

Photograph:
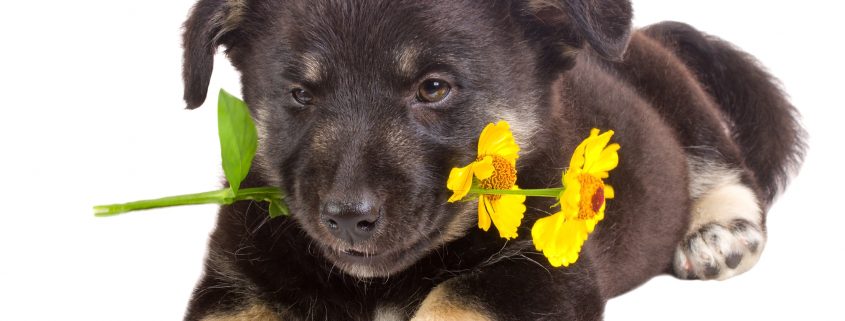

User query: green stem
[93,187,285,217]
[231,187,285,199]
[468,187,563,198]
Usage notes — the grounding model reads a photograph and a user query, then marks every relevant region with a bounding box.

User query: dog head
[182,0,632,278]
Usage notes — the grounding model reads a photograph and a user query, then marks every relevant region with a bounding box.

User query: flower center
[478,155,517,201]
[577,174,605,220]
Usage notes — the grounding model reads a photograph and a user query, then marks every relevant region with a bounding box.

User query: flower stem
[93,187,285,217]
[468,187,563,198]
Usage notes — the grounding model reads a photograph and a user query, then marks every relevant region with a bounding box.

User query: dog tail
[643,21,806,206]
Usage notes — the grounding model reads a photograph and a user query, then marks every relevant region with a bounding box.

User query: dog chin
[321,236,434,279]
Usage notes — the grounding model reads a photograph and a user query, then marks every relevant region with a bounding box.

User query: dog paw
[678,161,766,280]
[674,219,764,280]
[411,282,493,321]
[200,303,283,321]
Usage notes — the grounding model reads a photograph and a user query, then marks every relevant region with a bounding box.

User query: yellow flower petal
[560,173,581,218]
[583,130,613,172]
[477,121,519,164]
[446,163,475,202]
[586,143,620,176]
[478,196,492,231]
[473,156,495,180]
[605,185,615,199]
[568,137,589,171]
[531,213,589,267]
[488,192,526,239]
[531,212,564,251]
[583,211,604,233]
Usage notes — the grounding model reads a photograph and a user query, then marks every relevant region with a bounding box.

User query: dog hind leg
[617,23,804,280]
[634,21,805,280]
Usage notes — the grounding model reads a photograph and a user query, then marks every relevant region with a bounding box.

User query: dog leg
[412,246,605,321]
[411,282,494,321]
[674,159,765,280]
[185,247,292,321]
[200,303,283,321]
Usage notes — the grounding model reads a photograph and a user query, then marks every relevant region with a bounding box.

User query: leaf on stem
[218,89,258,194]
[269,199,290,218]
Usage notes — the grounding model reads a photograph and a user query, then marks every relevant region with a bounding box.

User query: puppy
[180,0,805,320]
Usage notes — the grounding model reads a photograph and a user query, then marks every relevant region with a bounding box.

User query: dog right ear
[182,0,245,109]
[516,0,633,70]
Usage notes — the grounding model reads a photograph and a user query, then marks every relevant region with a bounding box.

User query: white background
[0,1,842,320]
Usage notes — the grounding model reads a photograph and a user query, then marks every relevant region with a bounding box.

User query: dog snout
[321,199,382,244]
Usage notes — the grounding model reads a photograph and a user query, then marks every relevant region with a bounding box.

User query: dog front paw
[198,303,283,321]
[411,282,493,321]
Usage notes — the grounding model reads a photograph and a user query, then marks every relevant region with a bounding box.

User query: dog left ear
[520,0,633,61]
[182,0,246,109]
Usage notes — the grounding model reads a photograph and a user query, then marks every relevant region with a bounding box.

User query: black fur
[642,21,806,205]
[180,1,804,320]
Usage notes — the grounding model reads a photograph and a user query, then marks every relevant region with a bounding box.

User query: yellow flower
[531,129,619,267]
[446,121,525,239]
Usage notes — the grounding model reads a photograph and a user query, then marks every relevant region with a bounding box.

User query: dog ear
[182,0,245,109]
[521,0,633,61]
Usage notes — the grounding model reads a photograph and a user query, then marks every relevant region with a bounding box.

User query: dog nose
[321,201,381,244]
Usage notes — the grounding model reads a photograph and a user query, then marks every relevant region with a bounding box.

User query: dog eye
[417,79,451,103]
[292,88,314,105]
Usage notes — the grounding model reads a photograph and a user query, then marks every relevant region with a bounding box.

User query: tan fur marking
[301,52,323,83]
[251,98,284,187]
[373,305,404,321]
[209,0,247,44]
[692,183,761,230]
[206,248,259,294]
[524,0,568,24]
[202,303,281,321]
[526,0,563,11]
[222,0,247,31]
[687,157,761,230]
[396,45,420,77]
[491,102,539,154]
[411,283,493,321]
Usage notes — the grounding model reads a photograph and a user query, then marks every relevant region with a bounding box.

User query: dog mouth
[340,249,371,257]
[325,234,434,278]
[292,191,450,277]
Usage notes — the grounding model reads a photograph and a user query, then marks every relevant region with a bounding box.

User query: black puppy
[181,0,805,320]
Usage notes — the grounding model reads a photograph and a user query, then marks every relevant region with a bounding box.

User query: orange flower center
[577,174,605,220]
[478,155,517,201]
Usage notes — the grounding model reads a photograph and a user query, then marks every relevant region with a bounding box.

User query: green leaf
[269,199,290,218]
[218,89,258,194]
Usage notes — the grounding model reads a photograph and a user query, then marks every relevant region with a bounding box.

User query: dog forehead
[285,0,480,25]
[274,0,497,62]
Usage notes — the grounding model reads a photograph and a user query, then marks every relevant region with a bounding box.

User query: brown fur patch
[300,52,324,84]
[395,45,420,78]
[202,303,281,321]
[411,283,493,321]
